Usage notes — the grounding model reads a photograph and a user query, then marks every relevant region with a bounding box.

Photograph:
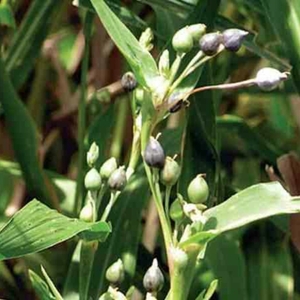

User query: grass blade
[5,0,63,88]
[0,58,51,205]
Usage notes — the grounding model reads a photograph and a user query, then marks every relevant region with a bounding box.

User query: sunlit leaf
[0,200,110,261]
[204,182,300,233]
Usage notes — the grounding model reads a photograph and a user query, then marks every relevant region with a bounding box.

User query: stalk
[79,241,98,300]
[100,192,118,222]
[165,185,172,228]
[110,96,128,160]
[74,11,93,215]
[141,115,173,264]
[126,114,142,179]
[169,247,199,300]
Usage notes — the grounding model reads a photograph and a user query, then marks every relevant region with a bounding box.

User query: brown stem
[183,78,256,100]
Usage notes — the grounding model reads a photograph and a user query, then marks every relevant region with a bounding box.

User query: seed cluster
[199,28,248,56]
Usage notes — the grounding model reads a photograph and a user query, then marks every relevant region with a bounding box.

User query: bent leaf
[0,200,110,261]
[203,182,300,233]
[89,0,159,88]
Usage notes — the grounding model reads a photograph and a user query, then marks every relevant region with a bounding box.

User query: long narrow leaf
[5,0,63,88]
[260,0,300,92]
[29,270,55,300]
[206,235,248,300]
[89,0,159,88]
[0,58,51,205]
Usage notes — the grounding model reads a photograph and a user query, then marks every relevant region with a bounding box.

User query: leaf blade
[0,200,110,261]
[203,182,300,234]
[89,0,158,88]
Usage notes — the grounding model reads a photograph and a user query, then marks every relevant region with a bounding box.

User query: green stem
[74,11,93,215]
[169,50,204,93]
[79,241,98,300]
[165,185,172,228]
[141,119,173,259]
[126,114,142,179]
[100,192,118,222]
[110,97,128,160]
[173,222,179,246]
[169,248,199,300]
[169,54,184,84]
[184,50,222,78]
[41,266,64,300]
[169,46,225,96]
[95,183,107,213]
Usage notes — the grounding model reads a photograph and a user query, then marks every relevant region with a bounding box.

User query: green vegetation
[0,0,300,299]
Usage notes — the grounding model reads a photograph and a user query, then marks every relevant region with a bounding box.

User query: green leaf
[0,169,14,214]
[74,0,149,32]
[63,168,149,299]
[62,242,81,300]
[203,182,300,234]
[0,200,110,261]
[89,169,150,298]
[78,222,112,242]
[179,65,220,205]
[0,59,52,205]
[244,223,294,300]
[147,0,184,42]
[206,235,247,300]
[217,115,282,165]
[87,105,115,167]
[203,279,218,300]
[0,3,16,29]
[89,0,159,88]
[160,126,185,157]
[174,0,221,205]
[5,0,63,88]
[138,0,193,16]
[179,231,217,249]
[29,270,55,300]
[41,266,64,300]
[0,159,76,215]
[260,0,300,92]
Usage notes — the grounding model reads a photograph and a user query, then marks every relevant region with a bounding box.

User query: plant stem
[74,11,93,215]
[182,78,256,100]
[100,192,118,222]
[126,113,142,179]
[169,247,199,300]
[169,54,184,84]
[95,183,107,213]
[141,118,173,262]
[169,50,204,93]
[165,185,172,228]
[79,241,98,300]
[110,96,128,160]
[41,266,64,300]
